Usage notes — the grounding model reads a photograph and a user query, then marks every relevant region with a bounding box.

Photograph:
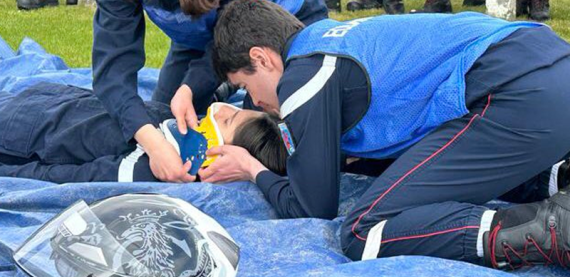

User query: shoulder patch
[278,122,296,156]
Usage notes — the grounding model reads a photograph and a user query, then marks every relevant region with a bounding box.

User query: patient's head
[212,105,288,175]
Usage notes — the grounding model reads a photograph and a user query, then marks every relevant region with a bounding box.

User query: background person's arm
[93,0,152,142]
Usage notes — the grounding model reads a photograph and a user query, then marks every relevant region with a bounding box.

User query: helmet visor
[13,200,150,277]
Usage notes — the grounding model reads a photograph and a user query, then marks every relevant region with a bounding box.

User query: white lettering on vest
[322,17,372,38]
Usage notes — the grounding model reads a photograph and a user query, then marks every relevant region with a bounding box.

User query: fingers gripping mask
[161,103,240,175]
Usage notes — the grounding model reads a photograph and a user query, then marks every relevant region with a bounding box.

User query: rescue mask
[195,102,240,167]
[161,103,240,175]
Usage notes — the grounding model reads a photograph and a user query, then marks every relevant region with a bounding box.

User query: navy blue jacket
[255,26,570,220]
[92,0,327,142]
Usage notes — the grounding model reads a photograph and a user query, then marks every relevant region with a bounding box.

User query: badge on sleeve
[278,122,296,156]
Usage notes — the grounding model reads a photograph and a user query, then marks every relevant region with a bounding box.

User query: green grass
[0,0,169,68]
[0,0,569,68]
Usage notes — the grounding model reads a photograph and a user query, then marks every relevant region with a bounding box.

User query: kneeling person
[210,0,570,269]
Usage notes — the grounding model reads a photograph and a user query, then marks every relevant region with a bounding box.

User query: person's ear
[249,47,275,71]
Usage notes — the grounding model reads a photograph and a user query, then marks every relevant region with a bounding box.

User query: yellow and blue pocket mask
[195,103,241,168]
[161,103,241,175]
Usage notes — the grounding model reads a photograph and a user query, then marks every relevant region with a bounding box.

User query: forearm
[255,171,311,219]
[93,0,150,141]
[134,124,168,154]
[92,77,152,141]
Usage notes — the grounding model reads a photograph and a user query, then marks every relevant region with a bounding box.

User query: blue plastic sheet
[0,36,158,100]
[1,35,570,277]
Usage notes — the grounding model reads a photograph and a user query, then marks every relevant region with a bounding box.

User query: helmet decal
[14,194,237,277]
[118,209,176,276]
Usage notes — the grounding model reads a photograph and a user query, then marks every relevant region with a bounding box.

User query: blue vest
[144,0,305,51]
[286,12,541,159]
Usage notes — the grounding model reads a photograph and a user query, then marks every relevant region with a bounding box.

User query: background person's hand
[171,84,198,134]
[135,125,196,183]
[199,145,267,183]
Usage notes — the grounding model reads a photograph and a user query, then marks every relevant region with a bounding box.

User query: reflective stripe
[118,145,146,182]
[280,55,337,118]
[361,220,387,260]
[549,160,565,196]
[477,210,496,257]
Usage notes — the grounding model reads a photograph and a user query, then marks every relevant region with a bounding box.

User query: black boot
[517,0,530,16]
[346,0,381,11]
[424,0,452,12]
[325,0,341,12]
[17,0,58,10]
[484,190,570,269]
[383,0,405,14]
[462,0,485,6]
[66,0,77,5]
[529,0,550,21]
[411,0,452,13]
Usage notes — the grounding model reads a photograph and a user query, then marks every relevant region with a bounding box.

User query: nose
[257,102,272,113]
[214,105,232,122]
[252,97,264,109]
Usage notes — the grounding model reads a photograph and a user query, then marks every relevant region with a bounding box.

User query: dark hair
[232,113,288,176]
[180,0,219,16]
[213,0,304,81]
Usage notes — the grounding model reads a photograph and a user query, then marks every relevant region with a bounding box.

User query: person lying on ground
[0,82,287,183]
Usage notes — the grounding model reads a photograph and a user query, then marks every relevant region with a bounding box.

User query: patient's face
[213,105,263,144]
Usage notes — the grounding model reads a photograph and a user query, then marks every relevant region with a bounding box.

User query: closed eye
[229,111,239,125]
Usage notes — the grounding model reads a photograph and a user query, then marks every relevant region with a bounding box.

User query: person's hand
[199,145,267,183]
[135,125,196,183]
[171,84,198,134]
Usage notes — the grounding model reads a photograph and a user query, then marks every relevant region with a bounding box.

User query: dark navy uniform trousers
[341,54,570,263]
[0,83,169,183]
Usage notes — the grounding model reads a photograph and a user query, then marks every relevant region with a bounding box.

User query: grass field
[0,0,569,68]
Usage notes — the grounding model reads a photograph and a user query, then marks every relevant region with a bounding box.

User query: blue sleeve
[93,0,152,142]
[296,0,329,26]
[255,55,343,219]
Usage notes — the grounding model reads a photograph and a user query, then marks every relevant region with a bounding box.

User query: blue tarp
[0,35,569,277]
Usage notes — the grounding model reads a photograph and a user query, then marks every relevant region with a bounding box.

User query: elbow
[307,208,338,220]
[277,203,337,220]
